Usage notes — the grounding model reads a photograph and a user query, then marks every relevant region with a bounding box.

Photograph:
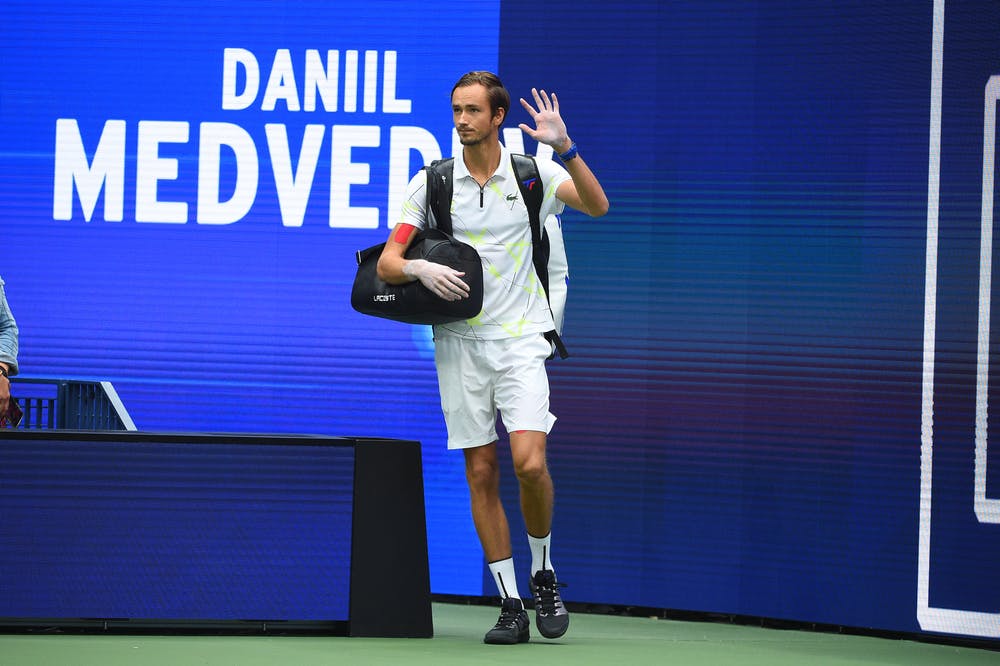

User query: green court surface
[0,602,995,666]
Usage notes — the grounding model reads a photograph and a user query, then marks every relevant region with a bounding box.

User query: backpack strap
[511,153,569,359]
[423,158,454,234]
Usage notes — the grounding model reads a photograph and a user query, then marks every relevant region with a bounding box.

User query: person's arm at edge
[0,363,9,406]
[0,283,18,378]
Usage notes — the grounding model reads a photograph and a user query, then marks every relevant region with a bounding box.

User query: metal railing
[8,378,136,430]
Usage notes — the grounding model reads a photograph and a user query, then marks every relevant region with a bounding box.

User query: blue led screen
[0,436,355,622]
[2,0,998,641]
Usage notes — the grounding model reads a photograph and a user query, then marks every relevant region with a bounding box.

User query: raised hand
[518,88,571,152]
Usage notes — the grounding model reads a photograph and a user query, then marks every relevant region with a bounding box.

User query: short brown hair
[451,71,510,125]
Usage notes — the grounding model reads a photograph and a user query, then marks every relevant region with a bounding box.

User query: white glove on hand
[403,259,470,301]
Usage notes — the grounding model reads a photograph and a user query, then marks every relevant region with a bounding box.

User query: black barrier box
[0,431,432,637]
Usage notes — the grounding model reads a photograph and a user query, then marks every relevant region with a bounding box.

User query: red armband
[394,223,417,244]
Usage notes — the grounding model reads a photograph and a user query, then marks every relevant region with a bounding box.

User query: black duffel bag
[351,228,484,325]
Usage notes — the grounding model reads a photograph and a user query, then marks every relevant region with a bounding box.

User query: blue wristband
[558,142,579,162]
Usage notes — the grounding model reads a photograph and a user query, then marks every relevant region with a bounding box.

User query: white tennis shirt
[399,144,571,341]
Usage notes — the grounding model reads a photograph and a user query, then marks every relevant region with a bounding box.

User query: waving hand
[518,88,572,153]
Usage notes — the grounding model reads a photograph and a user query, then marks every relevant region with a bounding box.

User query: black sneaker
[530,569,569,639]
[483,596,530,644]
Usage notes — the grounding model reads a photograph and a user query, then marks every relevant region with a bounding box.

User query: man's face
[452,83,503,146]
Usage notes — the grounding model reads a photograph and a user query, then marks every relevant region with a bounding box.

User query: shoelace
[496,605,523,628]
[534,579,567,615]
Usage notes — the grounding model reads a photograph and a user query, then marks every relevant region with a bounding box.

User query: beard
[457,128,486,146]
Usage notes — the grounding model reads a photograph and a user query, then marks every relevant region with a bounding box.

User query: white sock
[488,557,520,600]
[528,532,554,576]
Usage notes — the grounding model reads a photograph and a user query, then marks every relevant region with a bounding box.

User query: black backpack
[423,154,569,359]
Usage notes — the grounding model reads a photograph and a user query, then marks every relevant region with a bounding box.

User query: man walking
[378,71,608,643]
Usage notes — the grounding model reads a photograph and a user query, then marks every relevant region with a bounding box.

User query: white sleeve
[398,169,429,230]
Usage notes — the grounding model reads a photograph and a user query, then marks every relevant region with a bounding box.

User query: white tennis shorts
[434,333,557,450]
